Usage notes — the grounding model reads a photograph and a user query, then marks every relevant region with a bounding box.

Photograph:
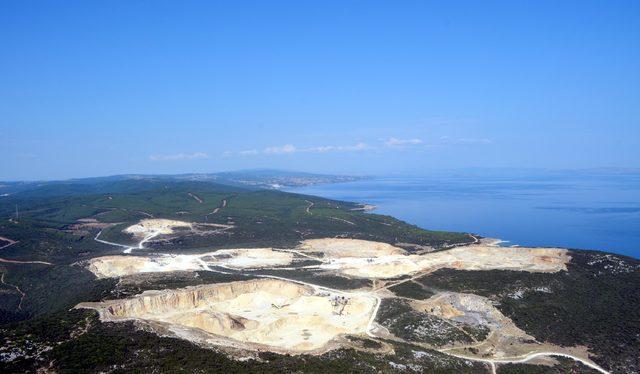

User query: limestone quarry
[78,278,377,352]
[413,292,595,362]
[412,292,537,356]
[115,219,233,253]
[300,239,570,278]
[86,248,294,278]
[87,237,569,280]
[298,238,407,258]
[80,220,576,361]
[125,218,192,236]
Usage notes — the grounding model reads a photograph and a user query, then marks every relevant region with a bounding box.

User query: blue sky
[1,1,639,180]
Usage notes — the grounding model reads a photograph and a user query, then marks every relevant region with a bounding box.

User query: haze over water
[290,170,640,259]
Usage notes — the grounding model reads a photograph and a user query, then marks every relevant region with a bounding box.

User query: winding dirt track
[0,258,52,265]
[206,198,228,216]
[90,230,610,374]
[447,351,609,374]
[304,200,314,214]
[0,237,52,265]
[1,272,26,310]
[0,237,52,312]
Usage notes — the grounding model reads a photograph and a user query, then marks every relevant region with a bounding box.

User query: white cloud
[457,138,492,144]
[385,137,423,147]
[149,152,209,161]
[343,142,370,151]
[263,143,370,155]
[306,142,370,153]
[226,142,371,157]
[264,144,297,154]
[306,145,335,153]
[222,136,489,158]
[438,136,492,145]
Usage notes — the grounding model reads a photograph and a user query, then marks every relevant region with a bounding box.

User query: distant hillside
[0,169,367,196]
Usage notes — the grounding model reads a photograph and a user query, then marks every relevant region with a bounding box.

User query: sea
[288,170,640,259]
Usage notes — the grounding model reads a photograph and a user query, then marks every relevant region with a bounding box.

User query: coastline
[350,203,377,212]
[286,176,640,259]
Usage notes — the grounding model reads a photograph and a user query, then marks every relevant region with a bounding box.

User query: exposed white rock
[77,279,377,353]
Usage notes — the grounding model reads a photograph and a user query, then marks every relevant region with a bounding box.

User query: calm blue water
[289,171,640,259]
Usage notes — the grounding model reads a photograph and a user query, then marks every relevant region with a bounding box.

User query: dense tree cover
[497,357,599,374]
[388,280,436,299]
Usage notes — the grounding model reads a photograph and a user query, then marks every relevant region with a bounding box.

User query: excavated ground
[299,239,570,278]
[87,248,294,278]
[412,292,537,357]
[298,238,407,258]
[414,292,594,364]
[77,278,376,353]
[80,220,583,363]
[88,238,568,280]
[124,219,193,237]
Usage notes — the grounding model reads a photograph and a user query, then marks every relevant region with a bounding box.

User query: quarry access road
[0,238,52,265]
[95,230,135,252]
[446,351,610,374]
[95,229,161,254]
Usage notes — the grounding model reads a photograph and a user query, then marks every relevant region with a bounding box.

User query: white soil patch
[206,248,294,269]
[77,278,376,353]
[118,219,234,253]
[298,238,407,258]
[124,219,193,238]
[86,248,294,278]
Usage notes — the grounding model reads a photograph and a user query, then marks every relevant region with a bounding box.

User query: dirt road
[304,200,314,214]
[0,237,53,265]
[188,192,204,203]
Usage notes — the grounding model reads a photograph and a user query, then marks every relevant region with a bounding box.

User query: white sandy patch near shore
[87,248,294,278]
[78,279,377,352]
